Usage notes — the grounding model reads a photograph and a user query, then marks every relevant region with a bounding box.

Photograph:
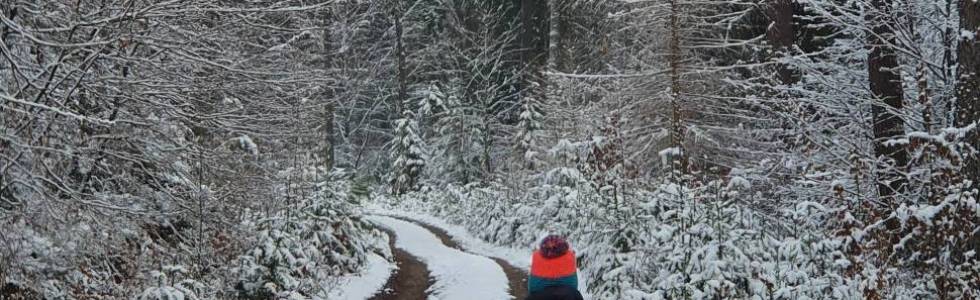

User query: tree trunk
[957,0,980,181]
[324,103,335,172]
[547,0,563,71]
[518,0,550,96]
[518,0,550,169]
[520,0,550,69]
[395,12,407,116]
[321,8,336,173]
[766,0,796,85]
[866,0,909,202]
[667,0,688,175]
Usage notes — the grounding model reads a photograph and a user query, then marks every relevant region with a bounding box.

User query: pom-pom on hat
[539,235,570,259]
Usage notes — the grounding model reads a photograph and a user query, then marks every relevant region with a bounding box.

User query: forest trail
[399,217,529,300]
[366,215,527,300]
[368,227,430,300]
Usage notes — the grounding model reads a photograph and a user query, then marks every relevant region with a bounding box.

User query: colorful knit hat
[539,235,569,259]
[530,235,578,294]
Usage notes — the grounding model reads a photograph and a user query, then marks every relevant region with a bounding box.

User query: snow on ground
[368,207,531,269]
[366,215,511,300]
[367,206,593,299]
[321,253,394,300]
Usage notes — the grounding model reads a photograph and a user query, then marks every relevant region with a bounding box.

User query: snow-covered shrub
[1,217,145,298]
[821,126,980,299]
[855,183,979,299]
[377,173,857,299]
[302,179,385,276]
[631,180,856,299]
[137,265,205,300]
[234,173,387,299]
[544,139,589,187]
[234,225,314,299]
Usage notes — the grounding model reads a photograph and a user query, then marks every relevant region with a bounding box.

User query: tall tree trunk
[766,0,809,151]
[518,0,550,96]
[520,0,550,70]
[867,0,909,202]
[321,9,336,173]
[766,0,796,85]
[547,0,562,71]
[518,0,550,169]
[323,103,335,172]
[483,112,494,174]
[667,0,688,175]
[395,13,407,116]
[957,0,980,181]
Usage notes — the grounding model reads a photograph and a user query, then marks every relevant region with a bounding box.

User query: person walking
[526,235,584,300]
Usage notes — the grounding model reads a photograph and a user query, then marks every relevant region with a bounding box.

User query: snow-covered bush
[631,180,856,299]
[234,173,386,299]
[137,265,205,300]
[303,178,386,277]
[377,176,857,299]
[234,225,314,299]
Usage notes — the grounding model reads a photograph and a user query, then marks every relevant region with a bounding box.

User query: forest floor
[365,215,528,300]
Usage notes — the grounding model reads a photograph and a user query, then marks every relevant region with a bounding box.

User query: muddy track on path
[395,217,529,300]
[369,228,431,300]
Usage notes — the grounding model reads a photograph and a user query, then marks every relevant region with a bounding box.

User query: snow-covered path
[366,215,512,300]
[323,253,395,299]
[401,218,529,300]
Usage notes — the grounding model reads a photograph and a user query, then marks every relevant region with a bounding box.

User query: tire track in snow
[367,216,511,300]
[394,217,529,300]
[369,228,430,300]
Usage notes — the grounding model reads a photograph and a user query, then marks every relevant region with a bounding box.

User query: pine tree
[390,112,426,195]
[516,91,545,169]
[428,82,485,183]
